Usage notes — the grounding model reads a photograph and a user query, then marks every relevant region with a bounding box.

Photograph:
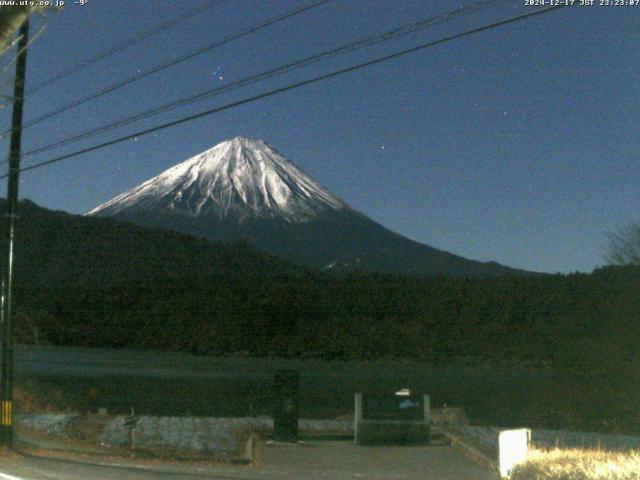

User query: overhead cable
[19,0,512,160]
[24,0,230,95]
[0,0,332,138]
[1,5,569,179]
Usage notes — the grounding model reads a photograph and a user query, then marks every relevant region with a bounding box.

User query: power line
[18,0,512,161]
[1,5,569,180]
[0,0,332,139]
[0,26,23,59]
[24,0,230,95]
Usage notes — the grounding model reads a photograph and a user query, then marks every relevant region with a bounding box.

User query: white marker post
[498,428,530,478]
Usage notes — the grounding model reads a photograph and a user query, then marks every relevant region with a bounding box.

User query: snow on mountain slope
[88,137,347,222]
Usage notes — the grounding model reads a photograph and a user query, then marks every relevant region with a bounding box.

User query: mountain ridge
[88,137,534,278]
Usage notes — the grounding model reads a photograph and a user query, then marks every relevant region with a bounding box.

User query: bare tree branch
[605,224,640,266]
[0,6,33,57]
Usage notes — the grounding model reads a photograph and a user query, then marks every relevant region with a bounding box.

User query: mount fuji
[88,137,527,277]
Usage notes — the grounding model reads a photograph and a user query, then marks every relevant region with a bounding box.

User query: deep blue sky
[0,0,637,274]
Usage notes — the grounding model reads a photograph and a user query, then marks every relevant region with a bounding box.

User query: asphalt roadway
[0,441,495,480]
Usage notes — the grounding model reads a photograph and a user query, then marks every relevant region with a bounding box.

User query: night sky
[0,0,637,274]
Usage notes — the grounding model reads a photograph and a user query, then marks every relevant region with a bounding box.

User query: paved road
[259,440,495,480]
[0,442,494,480]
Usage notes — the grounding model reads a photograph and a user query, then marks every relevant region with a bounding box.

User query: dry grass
[510,448,640,480]
[14,381,74,413]
[14,383,51,413]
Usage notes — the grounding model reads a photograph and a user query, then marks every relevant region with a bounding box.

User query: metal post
[1,17,29,448]
[354,392,362,445]
[272,370,299,443]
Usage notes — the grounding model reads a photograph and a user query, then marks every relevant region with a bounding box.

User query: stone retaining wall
[15,414,353,455]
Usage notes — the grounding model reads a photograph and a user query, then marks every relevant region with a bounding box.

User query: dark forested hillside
[6,200,640,376]
[4,199,299,288]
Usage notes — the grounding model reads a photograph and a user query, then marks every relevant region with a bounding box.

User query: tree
[605,224,640,266]
[0,6,34,56]
[0,7,30,51]
[0,5,62,59]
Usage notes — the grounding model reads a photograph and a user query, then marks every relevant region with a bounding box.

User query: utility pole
[1,17,29,449]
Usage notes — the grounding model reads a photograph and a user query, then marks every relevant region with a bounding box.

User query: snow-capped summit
[88,137,347,222]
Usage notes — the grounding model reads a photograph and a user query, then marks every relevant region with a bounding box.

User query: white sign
[498,428,530,478]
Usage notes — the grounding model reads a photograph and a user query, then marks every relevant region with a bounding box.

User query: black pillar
[272,369,299,443]
[1,17,29,449]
